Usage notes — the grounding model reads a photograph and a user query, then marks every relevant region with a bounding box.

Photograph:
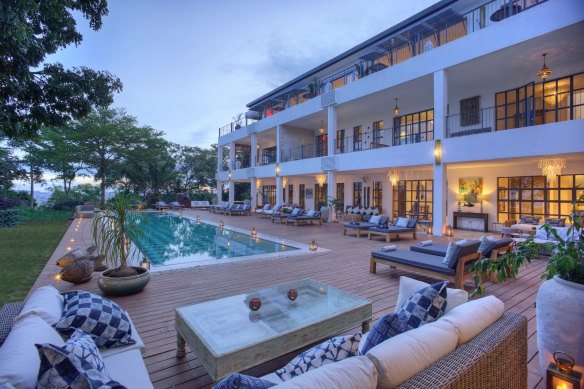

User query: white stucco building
[216,0,584,236]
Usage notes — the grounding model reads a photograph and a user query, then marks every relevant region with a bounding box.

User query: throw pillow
[442,239,467,264]
[275,333,361,381]
[359,313,406,355]
[55,291,135,349]
[291,208,301,216]
[36,331,123,389]
[545,217,566,227]
[396,218,409,228]
[397,282,448,329]
[369,215,381,225]
[306,210,316,217]
[365,207,373,215]
[535,226,550,240]
[406,218,417,228]
[372,208,380,215]
[212,373,275,389]
[478,236,498,257]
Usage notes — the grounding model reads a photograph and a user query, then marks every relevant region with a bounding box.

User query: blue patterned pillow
[55,291,135,348]
[36,330,123,389]
[359,313,406,355]
[212,373,275,389]
[398,282,448,329]
[276,333,361,381]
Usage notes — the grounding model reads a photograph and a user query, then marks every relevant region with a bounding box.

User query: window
[332,76,345,90]
[372,181,383,207]
[262,146,277,165]
[497,175,584,223]
[299,184,305,209]
[353,126,363,151]
[336,129,345,153]
[315,134,328,157]
[353,182,362,206]
[393,109,434,145]
[372,121,384,148]
[315,184,328,209]
[460,96,480,126]
[262,185,276,206]
[337,183,344,207]
[288,185,294,205]
[393,180,433,221]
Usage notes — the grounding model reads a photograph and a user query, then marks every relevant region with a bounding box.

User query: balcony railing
[446,107,496,138]
[335,129,395,154]
[231,158,251,170]
[281,143,324,162]
[219,117,259,137]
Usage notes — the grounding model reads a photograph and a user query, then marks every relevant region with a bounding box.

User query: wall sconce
[229,170,232,180]
[276,163,280,177]
[434,139,442,165]
[196,215,200,223]
[546,352,581,389]
[141,257,151,270]
[219,220,224,229]
[251,227,257,237]
[319,119,325,134]
[309,240,318,251]
[394,98,399,116]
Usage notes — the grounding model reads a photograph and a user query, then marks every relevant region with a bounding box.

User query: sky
[47,0,439,149]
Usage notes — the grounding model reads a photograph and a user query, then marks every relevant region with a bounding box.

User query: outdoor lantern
[276,163,280,177]
[249,298,262,311]
[538,53,553,80]
[428,224,433,235]
[457,193,463,212]
[309,240,318,251]
[319,120,325,134]
[394,98,399,116]
[220,220,224,229]
[434,139,442,165]
[75,228,78,232]
[141,257,151,270]
[287,289,298,301]
[179,210,183,219]
[446,225,454,237]
[196,215,200,223]
[251,227,257,237]
[547,352,581,389]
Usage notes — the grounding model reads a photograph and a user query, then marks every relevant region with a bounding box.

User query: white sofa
[260,277,526,389]
[0,286,152,389]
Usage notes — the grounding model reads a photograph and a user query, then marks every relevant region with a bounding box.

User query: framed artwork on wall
[306,188,313,199]
[459,177,483,203]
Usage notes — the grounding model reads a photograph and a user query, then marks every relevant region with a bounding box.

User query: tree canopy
[0,0,122,139]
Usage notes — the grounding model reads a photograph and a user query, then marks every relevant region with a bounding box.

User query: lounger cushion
[379,216,389,225]
[396,218,409,228]
[306,210,317,217]
[545,217,566,227]
[291,208,301,216]
[406,218,417,228]
[344,223,375,229]
[369,215,381,225]
[372,250,455,275]
[394,276,468,314]
[410,243,448,257]
[444,240,481,269]
[478,235,497,255]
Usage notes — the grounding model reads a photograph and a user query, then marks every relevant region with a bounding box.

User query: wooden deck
[30,210,546,388]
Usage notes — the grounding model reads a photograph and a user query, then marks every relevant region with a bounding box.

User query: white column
[327,105,337,156]
[229,142,235,170]
[251,178,257,210]
[276,125,281,163]
[251,133,257,167]
[216,180,222,204]
[327,171,335,222]
[433,69,448,236]
[276,177,283,206]
[217,145,223,172]
[229,180,235,204]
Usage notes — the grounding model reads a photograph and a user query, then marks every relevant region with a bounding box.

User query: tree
[9,138,45,206]
[0,0,123,139]
[176,145,218,192]
[0,146,27,193]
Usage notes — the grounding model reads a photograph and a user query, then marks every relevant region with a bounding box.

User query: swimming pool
[132,212,299,268]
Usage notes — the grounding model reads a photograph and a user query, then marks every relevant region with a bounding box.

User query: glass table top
[176,279,371,356]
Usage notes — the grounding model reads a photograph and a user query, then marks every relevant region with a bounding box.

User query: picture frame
[459,177,483,203]
[306,188,313,199]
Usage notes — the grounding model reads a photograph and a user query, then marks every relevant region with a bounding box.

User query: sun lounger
[261,204,282,217]
[411,237,513,260]
[271,208,304,223]
[343,216,389,238]
[370,240,482,288]
[285,210,322,227]
[227,204,251,216]
[368,218,418,242]
[255,204,271,215]
[155,201,169,210]
[169,202,184,210]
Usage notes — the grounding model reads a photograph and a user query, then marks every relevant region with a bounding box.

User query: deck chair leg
[357,230,360,238]
[386,234,391,243]
[369,258,376,273]
[343,228,346,235]
[413,231,417,240]
[368,232,372,240]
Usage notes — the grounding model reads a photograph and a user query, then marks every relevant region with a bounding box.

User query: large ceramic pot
[536,276,584,380]
[97,266,150,296]
[320,206,329,222]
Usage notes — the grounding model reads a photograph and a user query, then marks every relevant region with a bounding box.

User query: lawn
[0,220,70,307]
[20,206,75,221]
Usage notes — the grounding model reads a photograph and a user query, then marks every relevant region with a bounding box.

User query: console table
[453,212,488,232]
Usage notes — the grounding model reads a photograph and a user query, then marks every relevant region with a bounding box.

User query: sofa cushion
[275,333,361,381]
[0,315,65,388]
[365,319,458,389]
[394,276,468,314]
[13,286,64,327]
[59,329,108,371]
[103,348,154,389]
[55,291,135,349]
[396,217,409,228]
[213,374,274,389]
[398,282,448,329]
[439,295,504,346]
[305,210,316,217]
[545,217,566,227]
[406,218,417,228]
[368,215,381,225]
[274,356,377,389]
[478,235,497,256]
[359,313,406,355]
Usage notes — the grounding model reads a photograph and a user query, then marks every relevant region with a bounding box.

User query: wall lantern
[309,240,318,251]
[546,352,581,389]
[434,139,442,165]
[276,163,280,177]
[538,53,553,80]
[251,227,257,237]
[229,170,232,180]
[394,98,399,116]
[141,257,151,270]
[319,119,325,134]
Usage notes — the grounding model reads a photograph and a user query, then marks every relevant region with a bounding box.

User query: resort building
[216,0,584,236]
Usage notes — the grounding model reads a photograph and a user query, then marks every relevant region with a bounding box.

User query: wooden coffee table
[175,279,372,382]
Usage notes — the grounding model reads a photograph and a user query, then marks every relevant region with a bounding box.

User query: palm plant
[92,193,145,277]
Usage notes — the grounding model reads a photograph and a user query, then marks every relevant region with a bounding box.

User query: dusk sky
[48,0,438,148]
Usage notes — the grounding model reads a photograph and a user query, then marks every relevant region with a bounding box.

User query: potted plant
[327,196,345,222]
[471,195,584,378]
[93,193,150,296]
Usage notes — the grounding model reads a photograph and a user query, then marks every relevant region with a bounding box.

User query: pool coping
[135,212,330,274]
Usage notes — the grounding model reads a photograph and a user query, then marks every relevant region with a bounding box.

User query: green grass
[0,220,70,307]
[20,206,74,221]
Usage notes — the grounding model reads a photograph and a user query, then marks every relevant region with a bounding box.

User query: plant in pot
[471,194,584,381]
[327,196,344,222]
[93,193,151,296]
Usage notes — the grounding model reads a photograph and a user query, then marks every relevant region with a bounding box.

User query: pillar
[276,176,283,206]
[216,180,222,204]
[327,105,337,156]
[217,145,224,172]
[327,171,336,222]
[251,133,257,167]
[433,69,448,236]
[251,178,257,210]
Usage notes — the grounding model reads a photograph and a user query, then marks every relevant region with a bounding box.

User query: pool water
[133,212,298,267]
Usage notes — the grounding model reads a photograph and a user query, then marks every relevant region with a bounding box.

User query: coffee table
[175,279,372,382]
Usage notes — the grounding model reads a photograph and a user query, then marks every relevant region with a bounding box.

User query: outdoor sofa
[370,240,482,289]
[285,210,322,227]
[272,208,304,223]
[74,205,97,218]
[0,286,152,389]
[343,215,390,238]
[368,217,418,242]
[169,201,184,210]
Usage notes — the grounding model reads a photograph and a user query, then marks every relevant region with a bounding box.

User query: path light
[75,228,78,232]
[537,53,552,80]
[70,238,74,243]
[309,240,318,251]
[251,227,257,237]
[141,257,151,270]
[54,274,62,281]
[67,246,72,251]
[546,352,581,389]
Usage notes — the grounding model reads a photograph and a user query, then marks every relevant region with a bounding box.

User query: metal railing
[219,117,258,137]
[220,163,229,172]
[335,129,394,154]
[231,158,251,170]
[446,107,496,137]
[280,143,322,162]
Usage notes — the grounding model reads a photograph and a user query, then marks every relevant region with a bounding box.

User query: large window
[372,120,384,148]
[353,126,363,151]
[262,185,276,206]
[315,184,328,209]
[393,109,434,145]
[460,96,480,126]
[393,180,433,221]
[299,184,305,209]
[288,185,294,205]
[353,182,362,206]
[337,183,344,207]
[496,72,584,131]
[315,134,327,157]
[497,175,584,223]
[262,146,277,165]
[336,129,345,153]
[372,181,383,207]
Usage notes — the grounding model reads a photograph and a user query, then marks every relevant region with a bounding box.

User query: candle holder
[427,224,433,236]
[141,257,151,270]
[248,298,262,311]
[220,220,224,229]
[251,227,257,237]
[309,240,318,251]
[287,289,298,301]
[196,215,200,223]
[546,352,581,389]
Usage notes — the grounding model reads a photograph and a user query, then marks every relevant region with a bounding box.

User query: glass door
[518,81,535,128]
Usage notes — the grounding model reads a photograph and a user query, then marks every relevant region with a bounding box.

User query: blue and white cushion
[55,291,135,348]
[212,373,275,389]
[359,313,406,355]
[36,330,123,389]
[276,333,361,381]
[398,282,448,329]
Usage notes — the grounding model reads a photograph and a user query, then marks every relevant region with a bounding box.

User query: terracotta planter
[536,276,584,381]
[97,266,150,296]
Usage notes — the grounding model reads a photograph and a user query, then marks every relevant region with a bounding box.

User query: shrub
[0,208,24,228]
[0,194,23,210]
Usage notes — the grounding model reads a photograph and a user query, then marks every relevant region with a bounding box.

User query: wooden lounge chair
[343,216,389,238]
[286,210,322,227]
[169,202,184,210]
[227,204,251,216]
[191,201,210,209]
[155,201,169,210]
[261,204,282,218]
[272,208,303,223]
[255,204,271,216]
[369,240,482,289]
[368,218,418,242]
